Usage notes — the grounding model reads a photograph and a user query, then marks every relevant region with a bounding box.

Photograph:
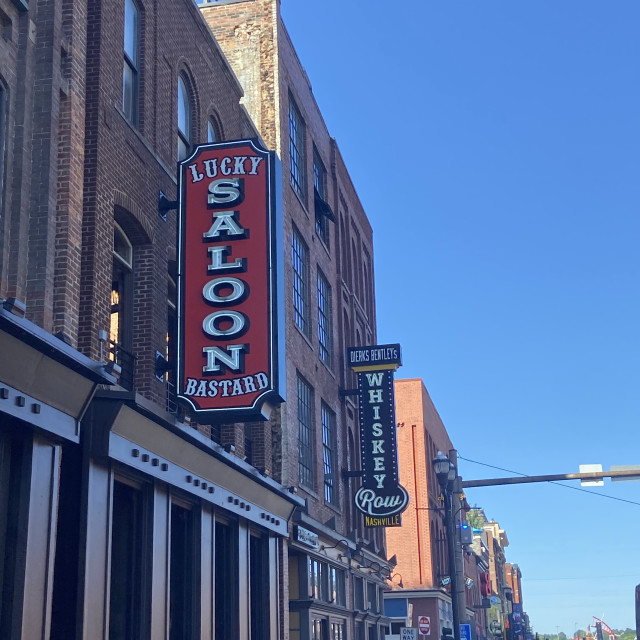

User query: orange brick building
[385,378,456,636]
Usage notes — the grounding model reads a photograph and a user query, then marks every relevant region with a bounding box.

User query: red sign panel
[418,616,431,636]
[177,140,283,421]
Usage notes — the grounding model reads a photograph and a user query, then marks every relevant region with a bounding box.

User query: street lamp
[433,451,461,640]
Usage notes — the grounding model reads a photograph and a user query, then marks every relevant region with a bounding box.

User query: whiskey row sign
[176,140,284,421]
[348,344,409,527]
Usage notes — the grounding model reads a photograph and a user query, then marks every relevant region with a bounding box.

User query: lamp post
[433,451,461,640]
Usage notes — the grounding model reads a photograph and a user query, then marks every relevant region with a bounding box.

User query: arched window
[207,117,219,143]
[111,223,133,350]
[177,75,191,160]
[122,0,139,124]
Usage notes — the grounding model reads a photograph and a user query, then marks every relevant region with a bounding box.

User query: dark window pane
[250,535,270,640]
[170,504,197,639]
[215,521,238,639]
[109,482,145,640]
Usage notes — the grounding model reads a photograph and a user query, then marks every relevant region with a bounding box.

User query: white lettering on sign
[184,372,268,398]
[187,156,263,182]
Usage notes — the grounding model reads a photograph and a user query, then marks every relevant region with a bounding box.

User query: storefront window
[215,520,239,638]
[109,481,146,640]
[170,503,197,639]
[329,565,345,606]
[250,533,270,640]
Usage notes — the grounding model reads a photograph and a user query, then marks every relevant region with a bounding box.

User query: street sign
[579,464,604,487]
[611,465,640,482]
[401,628,418,640]
[460,624,472,640]
[418,616,431,636]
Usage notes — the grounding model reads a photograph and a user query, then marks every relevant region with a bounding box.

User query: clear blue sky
[281,0,640,633]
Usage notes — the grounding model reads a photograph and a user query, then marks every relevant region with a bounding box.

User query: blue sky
[281,0,640,633]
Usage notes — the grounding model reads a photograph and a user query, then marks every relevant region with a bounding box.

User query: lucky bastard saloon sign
[176,140,284,422]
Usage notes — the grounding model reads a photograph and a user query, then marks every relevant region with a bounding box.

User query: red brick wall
[388,379,455,590]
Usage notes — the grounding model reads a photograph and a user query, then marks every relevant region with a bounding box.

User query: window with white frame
[111,223,133,349]
[177,75,191,160]
[122,0,139,125]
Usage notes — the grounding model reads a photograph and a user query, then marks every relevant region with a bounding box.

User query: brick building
[0,0,390,639]
[384,378,456,637]
[385,379,495,640]
[0,0,303,637]
[197,2,391,640]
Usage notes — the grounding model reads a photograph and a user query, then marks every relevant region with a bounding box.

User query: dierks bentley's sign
[176,140,284,421]
[347,344,409,527]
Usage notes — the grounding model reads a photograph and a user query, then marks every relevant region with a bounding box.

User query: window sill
[318,357,336,380]
[290,183,310,219]
[293,323,314,351]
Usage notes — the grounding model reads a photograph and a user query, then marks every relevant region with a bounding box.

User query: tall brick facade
[0,0,303,638]
[199,2,391,639]
[0,0,392,638]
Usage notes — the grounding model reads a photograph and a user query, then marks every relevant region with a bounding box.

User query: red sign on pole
[177,140,284,421]
[418,616,431,636]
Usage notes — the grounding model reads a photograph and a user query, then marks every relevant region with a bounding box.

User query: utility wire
[458,454,640,507]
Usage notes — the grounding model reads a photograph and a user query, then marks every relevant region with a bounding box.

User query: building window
[297,374,314,489]
[249,533,270,640]
[314,149,329,246]
[317,270,332,366]
[207,117,219,143]
[309,559,328,600]
[122,0,139,125]
[111,224,136,388]
[177,75,191,160]
[312,619,328,640]
[215,520,239,639]
[354,576,364,610]
[331,621,346,640]
[170,503,197,639]
[111,225,132,346]
[367,581,378,612]
[0,83,7,215]
[321,403,336,504]
[292,228,310,336]
[288,95,306,201]
[109,481,146,639]
[329,566,346,606]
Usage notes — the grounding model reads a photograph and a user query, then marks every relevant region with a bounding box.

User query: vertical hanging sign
[347,344,409,527]
[176,139,285,422]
